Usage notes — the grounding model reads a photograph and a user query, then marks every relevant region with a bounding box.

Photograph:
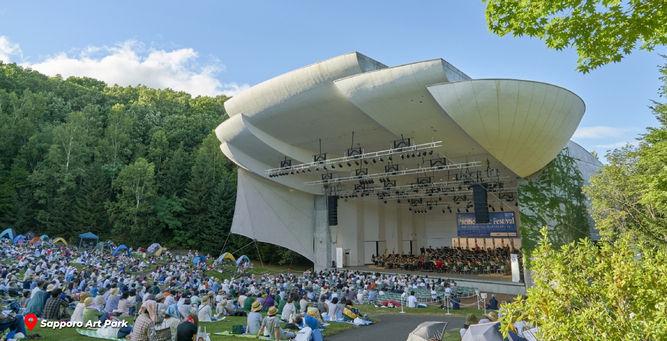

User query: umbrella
[406,321,448,341]
[462,322,507,341]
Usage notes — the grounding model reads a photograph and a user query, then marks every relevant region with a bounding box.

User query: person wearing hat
[256,306,295,340]
[197,295,214,322]
[104,287,120,314]
[479,311,498,323]
[460,313,478,337]
[245,301,262,335]
[71,295,87,323]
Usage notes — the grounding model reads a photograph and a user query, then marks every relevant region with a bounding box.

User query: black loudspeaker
[328,195,338,226]
[472,184,490,224]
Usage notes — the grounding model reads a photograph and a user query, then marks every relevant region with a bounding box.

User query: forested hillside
[0,62,305,264]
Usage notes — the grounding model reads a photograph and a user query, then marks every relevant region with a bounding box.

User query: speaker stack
[471,184,490,224]
[328,195,338,226]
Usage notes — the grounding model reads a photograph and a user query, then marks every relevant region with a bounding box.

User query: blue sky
[1,1,664,159]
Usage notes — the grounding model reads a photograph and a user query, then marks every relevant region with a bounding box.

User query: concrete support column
[395,209,403,254]
[313,195,331,271]
[355,200,365,266]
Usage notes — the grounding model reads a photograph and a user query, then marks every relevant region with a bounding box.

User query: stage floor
[343,265,517,284]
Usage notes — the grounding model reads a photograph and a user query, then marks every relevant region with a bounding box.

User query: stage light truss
[337,176,513,200]
[265,141,442,175]
[385,187,518,208]
[304,160,481,186]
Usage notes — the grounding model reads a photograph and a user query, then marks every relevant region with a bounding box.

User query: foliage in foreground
[483,0,667,73]
[499,227,667,340]
[584,59,667,249]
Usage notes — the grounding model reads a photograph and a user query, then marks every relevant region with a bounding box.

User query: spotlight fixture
[466,208,469,212]
[379,157,384,162]
[429,150,433,155]
[347,162,352,167]
[307,169,311,173]
[411,153,416,158]
[428,206,432,210]
[388,156,392,161]
[315,167,319,171]
[355,161,360,166]
[364,160,369,165]
[442,209,445,213]
[339,163,343,168]
[457,208,460,213]
[492,206,496,211]
[409,207,412,211]
[330,165,334,169]
[323,166,327,171]
[448,207,452,213]
[384,200,387,204]
[401,154,405,159]
[372,159,377,163]
[406,154,410,159]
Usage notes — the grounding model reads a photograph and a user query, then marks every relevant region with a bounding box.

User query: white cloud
[5,38,247,97]
[0,36,22,63]
[573,126,640,139]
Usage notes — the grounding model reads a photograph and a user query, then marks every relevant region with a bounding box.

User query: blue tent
[236,255,251,266]
[112,245,129,257]
[13,235,25,245]
[0,228,16,240]
[193,256,207,264]
[78,232,99,248]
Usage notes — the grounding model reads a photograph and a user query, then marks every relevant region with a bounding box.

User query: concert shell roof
[215,52,591,268]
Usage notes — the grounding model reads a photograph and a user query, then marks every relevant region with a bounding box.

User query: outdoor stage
[340,265,526,296]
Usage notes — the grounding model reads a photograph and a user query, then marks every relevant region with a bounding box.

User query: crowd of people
[371,244,521,275]
[0,237,469,340]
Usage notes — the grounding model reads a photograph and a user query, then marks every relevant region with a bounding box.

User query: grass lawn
[30,315,364,341]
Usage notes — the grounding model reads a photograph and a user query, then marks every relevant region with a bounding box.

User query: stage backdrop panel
[457,212,517,237]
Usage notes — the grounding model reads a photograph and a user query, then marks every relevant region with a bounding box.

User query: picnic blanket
[200,317,226,323]
[323,316,373,326]
[214,331,271,339]
[76,328,125,340]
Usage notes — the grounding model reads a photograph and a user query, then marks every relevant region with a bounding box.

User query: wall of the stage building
[331,196,520,266]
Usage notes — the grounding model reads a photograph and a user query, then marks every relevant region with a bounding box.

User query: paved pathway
[326,314,466,341]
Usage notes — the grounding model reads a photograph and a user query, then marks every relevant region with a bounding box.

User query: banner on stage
[456,212,517,237]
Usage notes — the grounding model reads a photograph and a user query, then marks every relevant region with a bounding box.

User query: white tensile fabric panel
[232,168,315,260]
[427,79,585,178]
[333,59,485,155]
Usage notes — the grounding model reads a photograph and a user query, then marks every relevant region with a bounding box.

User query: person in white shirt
[407,291,417,308]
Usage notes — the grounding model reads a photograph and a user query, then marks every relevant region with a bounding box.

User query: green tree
[99,104,132,178]
[483,0,667,73]
[584,59,667,247]
[499,228,667,340]
[518,148,591,257]
[74,166,112,237]
[106,158,156,243]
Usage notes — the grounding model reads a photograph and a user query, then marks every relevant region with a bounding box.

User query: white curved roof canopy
[217,52,585,182]
[215,52,587,262]
[427,79,585,177]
